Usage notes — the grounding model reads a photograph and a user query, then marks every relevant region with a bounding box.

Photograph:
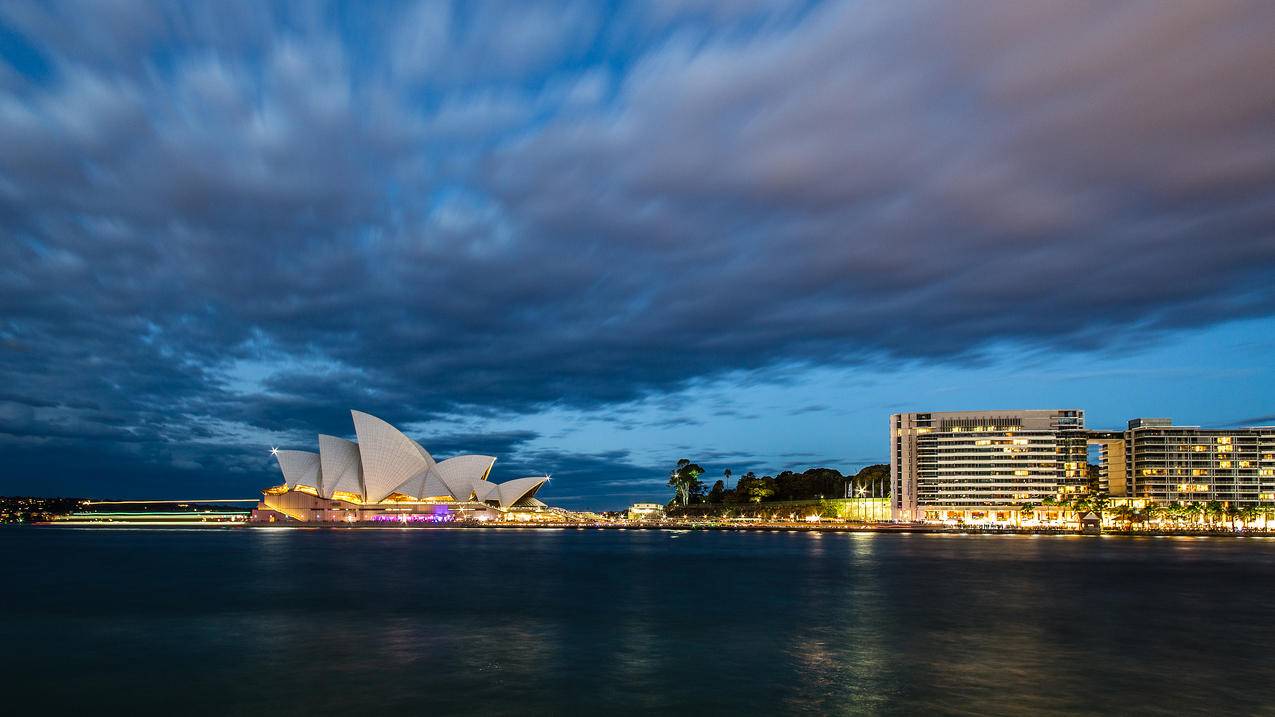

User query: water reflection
[6,529,1275,715]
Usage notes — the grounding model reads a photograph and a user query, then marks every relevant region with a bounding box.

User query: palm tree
[1166,501,1188,525]
[1142,503,1166,528]
[1018,502,1038,527]
[1055,495,1079,525]
[1131,507,1150,531]
[1040,497,1059,524]
[1206,500,1226,529]
[1112,504,1136,529]
[1255,503,1272,530]
[1186,501,1205,527]
[1224,503,1242,531]
[1089,491,1111,518]
[1238,504,1260,530]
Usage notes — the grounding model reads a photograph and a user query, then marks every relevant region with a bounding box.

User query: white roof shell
[433,455,496,500]
[318,435,362,499]
[352,410,435,503]
[494,476,549,508]
[272,411,550,508]
[275,450,321,490]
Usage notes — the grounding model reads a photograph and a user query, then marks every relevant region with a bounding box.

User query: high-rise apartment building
[1122,419,1275,504]
[890,410,1088,522]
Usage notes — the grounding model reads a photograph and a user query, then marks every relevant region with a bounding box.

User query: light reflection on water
[6,528,1275,715]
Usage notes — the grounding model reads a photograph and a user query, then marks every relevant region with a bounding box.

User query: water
[5,528,1275,716]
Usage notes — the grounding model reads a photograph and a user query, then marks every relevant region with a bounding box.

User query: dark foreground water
[5,528,1275,716]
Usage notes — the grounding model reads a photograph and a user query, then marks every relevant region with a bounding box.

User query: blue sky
[1,1,1273,509]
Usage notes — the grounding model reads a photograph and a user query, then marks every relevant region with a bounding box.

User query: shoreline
[29,520,1275,537]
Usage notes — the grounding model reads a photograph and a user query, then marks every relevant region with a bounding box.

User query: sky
[1,0,1274,510]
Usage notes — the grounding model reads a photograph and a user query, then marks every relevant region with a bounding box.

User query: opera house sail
[251,410,550,524]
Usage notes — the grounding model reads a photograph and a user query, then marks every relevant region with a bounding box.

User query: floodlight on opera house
[252,410,550,523]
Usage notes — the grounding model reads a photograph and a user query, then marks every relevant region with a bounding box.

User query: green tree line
[668,459,889,507]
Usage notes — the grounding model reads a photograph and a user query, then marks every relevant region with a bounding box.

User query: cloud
[0,1,1273,506]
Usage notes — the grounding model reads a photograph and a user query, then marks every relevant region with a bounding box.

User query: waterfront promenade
[40,517,1275,537]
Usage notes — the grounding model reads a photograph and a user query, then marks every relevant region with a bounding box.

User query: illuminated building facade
[890,410,1275,524]
[890,409,1088,523]
[1121,419,1275,505]
[627,503,665,521]
[250,410,551,523]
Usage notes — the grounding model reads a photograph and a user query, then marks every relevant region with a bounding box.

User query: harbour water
[6,527,1275,715]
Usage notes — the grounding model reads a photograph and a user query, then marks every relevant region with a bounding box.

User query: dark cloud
[1,1,1273,505]
[787,405,831,416]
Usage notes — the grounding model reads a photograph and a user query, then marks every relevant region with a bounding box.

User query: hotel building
[890,410,1088,523]
[1121,419,1275,505]
[890,410,1275,524]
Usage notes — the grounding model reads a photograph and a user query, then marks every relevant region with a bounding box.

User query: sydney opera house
[250,410,551,524]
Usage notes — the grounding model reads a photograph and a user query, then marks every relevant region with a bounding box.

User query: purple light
[370,512,455,524]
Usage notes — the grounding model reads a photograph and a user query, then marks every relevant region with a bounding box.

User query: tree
[1237,504,1260,530]
[1205,500,1226,528]
[1186,501,1205,526]
[707,480,726,504]
[735,471,774,503]
[1112,504,1136,528]
[1166,501,1188,525]
[1253,503,1271,529]
[1016,502,1038,527]
[1224,503,1241,531]
[667,459,706,507]
[1088,491,1111,517]
[1068,493,1088,515]
[1142,503,1165,527]
[852,464,890,497]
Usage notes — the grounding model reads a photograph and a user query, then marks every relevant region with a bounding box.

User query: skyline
[2,1,1275,509]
